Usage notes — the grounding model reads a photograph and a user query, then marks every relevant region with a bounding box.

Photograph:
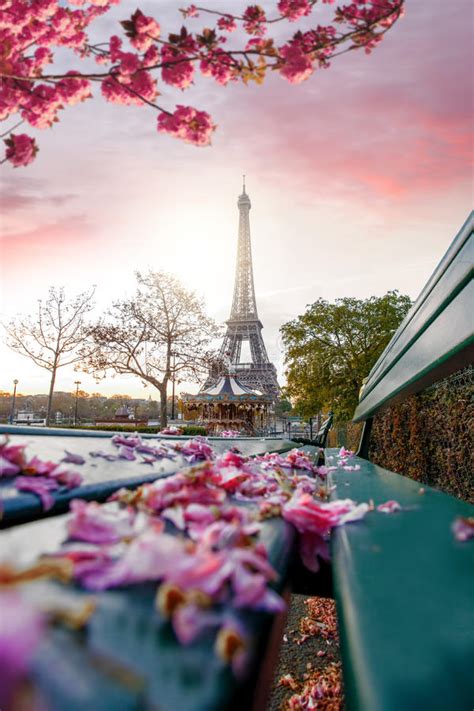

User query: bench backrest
[314,413,333,446]
[354,212,473,423]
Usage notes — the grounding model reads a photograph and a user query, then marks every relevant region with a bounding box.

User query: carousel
[182,374,271,435]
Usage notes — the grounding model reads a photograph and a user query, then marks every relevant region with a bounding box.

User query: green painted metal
[354,213,474,422]
[354,282,474,421]
[0,502,295,710]
[326,449,474,711]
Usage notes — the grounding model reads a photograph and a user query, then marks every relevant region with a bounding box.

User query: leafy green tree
[274,398,293,418]
[281,291,411,421]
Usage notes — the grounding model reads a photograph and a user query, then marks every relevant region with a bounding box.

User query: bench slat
[0,500,295,709]
[354,275,473,421]
[354,213,473,421]
[326,448,474,710]
[0,430,297,527]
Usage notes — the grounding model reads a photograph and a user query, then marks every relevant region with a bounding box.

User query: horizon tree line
[3,274,412,427]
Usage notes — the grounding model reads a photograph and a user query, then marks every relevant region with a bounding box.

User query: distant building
[95,402,147,428]
[14,411,46,426]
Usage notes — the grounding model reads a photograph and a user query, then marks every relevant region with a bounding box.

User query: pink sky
[0,0,472,399]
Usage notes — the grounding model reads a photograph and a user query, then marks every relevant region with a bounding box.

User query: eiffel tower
[207,179,280,399]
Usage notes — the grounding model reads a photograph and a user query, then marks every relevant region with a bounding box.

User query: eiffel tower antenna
[205,181,279,398]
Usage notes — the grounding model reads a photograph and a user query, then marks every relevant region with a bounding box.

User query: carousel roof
[202,375,263,397]
[183,375,270,401]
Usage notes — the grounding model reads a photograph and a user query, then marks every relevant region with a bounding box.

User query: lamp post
[9,379,18,424]
[171,352,176,421]
[74,380,81,426]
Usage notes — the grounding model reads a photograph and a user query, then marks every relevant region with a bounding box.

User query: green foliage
[274,399,293,417]
[281,291,411,421]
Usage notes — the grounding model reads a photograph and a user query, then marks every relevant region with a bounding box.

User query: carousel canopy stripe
[200,375,264,397]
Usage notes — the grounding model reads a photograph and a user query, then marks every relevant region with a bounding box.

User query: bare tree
[4,286,95,425]
[83,271,221,428]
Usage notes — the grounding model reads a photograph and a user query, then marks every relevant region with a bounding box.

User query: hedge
[65,424,208,436]
[369,366,473,503]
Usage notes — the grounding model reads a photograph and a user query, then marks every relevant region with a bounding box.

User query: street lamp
[171,352,176,421]
[9,379,18,424]
[74,380,81,426]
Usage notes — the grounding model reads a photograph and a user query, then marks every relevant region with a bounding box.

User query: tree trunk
[158,382,168,429]
[46,367,57,426]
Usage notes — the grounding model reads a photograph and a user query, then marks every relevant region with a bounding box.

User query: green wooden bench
[0,433,318,710]
[327,212,474,710]
[290,412,333,450]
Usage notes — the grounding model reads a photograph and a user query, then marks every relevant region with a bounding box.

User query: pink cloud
[1,216,94,273]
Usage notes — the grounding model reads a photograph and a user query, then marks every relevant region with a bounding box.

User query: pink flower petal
[0,455,21,476]
[171,603,222,645]
[452,517,474,542]
[67,500,137,544]
[15,476,58,510]
[377,500,402,514]
[0,591,44,709]
[62,450,86,465]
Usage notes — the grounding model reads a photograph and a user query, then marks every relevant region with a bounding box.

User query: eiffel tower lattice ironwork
[209,180,279,399]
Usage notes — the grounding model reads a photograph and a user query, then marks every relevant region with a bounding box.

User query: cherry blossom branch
[0,0,404,167]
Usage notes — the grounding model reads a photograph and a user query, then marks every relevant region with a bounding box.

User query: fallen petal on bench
[376,500,402,514]
[452,516,474,541]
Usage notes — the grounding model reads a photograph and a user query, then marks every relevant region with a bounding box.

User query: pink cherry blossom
[73,526,175,590]
[144,469,226,512]
[278,0,312,21]
[0,456,22,476]
[62,450,86,465]
[217,15,237,32]
[159,425,183,435]
[0,592,44,710]
[50,468,83,488]
[22,455,58,476]
[201,51,235,85]
[127,9,161,51]
[0,0,403,167]
[182,4,198,18]
[210,465,251,492]
[279,43,313,83]
[298,531,330,572]
[452,517,474,542]
[377,500,402,514]
[67,499,138,543]
[15,475,59,510]
[172,603,222,645]
[161,46,194,89]
[177,437,215,462]
[56,73,91,105]
[118,445,136,461]
[111,434,143,448]
[283,492,368,536]
[0,440,26,468]
[4,134,38,168]
[101,71,157,106]
[118,52,140,75]
[243,5,267,36]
